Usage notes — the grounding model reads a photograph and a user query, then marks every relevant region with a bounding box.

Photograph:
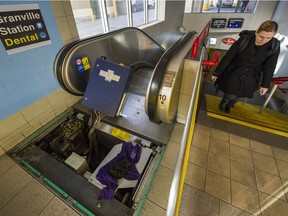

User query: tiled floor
[1,120,288,215]
[0,154,80,216]
[141,122,288,216]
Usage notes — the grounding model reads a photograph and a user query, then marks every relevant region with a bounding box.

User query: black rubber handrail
[53,27,164,95]
[147,31,197,123]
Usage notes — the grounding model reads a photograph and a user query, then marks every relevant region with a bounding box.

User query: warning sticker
[111,127,131,142]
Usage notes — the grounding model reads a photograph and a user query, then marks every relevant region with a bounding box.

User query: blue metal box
[82,58,132,116]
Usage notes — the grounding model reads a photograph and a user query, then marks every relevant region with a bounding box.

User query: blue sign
[75,56,85,73]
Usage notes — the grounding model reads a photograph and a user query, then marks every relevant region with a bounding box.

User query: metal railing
[166,21,213,215]
[166,48,205,216]
[272,76,288,91]
[259,76,288,113]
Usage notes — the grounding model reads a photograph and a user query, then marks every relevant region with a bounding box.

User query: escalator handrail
[53,27,165,95]
[191,20,211,59]
[166,48,204,216]
[147,31,197,123]
[272,76,288,84]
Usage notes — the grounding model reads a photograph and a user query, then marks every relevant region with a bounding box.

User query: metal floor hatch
[10,107,172,216]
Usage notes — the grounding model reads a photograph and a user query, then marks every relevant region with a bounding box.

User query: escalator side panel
[156,35,197,123]
[145,32,197,123]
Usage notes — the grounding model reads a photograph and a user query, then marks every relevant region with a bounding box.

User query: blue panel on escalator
[82,58,132,117]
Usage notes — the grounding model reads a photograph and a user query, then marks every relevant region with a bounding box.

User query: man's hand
[211,75,218,82]
[259,87,268,96]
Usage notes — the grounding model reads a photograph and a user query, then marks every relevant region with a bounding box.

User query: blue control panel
[82,58,132,117]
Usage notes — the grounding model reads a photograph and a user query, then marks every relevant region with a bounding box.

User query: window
[71,0,158,39]
[185,0,258,14]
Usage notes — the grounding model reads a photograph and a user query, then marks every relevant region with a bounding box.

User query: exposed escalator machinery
[17,27,197,215]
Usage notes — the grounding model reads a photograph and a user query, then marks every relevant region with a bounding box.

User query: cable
[87,110,107,166]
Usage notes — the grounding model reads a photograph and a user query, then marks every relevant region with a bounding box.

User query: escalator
[54,27,165,96]
[10,27,197,216]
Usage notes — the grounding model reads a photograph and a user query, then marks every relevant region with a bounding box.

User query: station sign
[0,4,51,55]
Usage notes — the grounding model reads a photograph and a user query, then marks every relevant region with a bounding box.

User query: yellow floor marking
[205,94,288,137]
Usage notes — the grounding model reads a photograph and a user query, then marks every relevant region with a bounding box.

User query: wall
[183,0,278,33]
[273,0,288,36]
[50,1,79,44]
[0,1,81,156]
[272,1,288,78]
[183,0,278,50]
[177,59,199,124]
[0,2,62,120]
[143,0,186,49]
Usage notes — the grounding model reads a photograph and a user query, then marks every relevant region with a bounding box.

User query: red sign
[222,38,236,45]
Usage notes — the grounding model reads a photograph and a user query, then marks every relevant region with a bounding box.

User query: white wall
[183,1,278,33]
[272,1,288,78]
[143,0,186,49]
[183,0,278,50]
[273,1,288,36]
